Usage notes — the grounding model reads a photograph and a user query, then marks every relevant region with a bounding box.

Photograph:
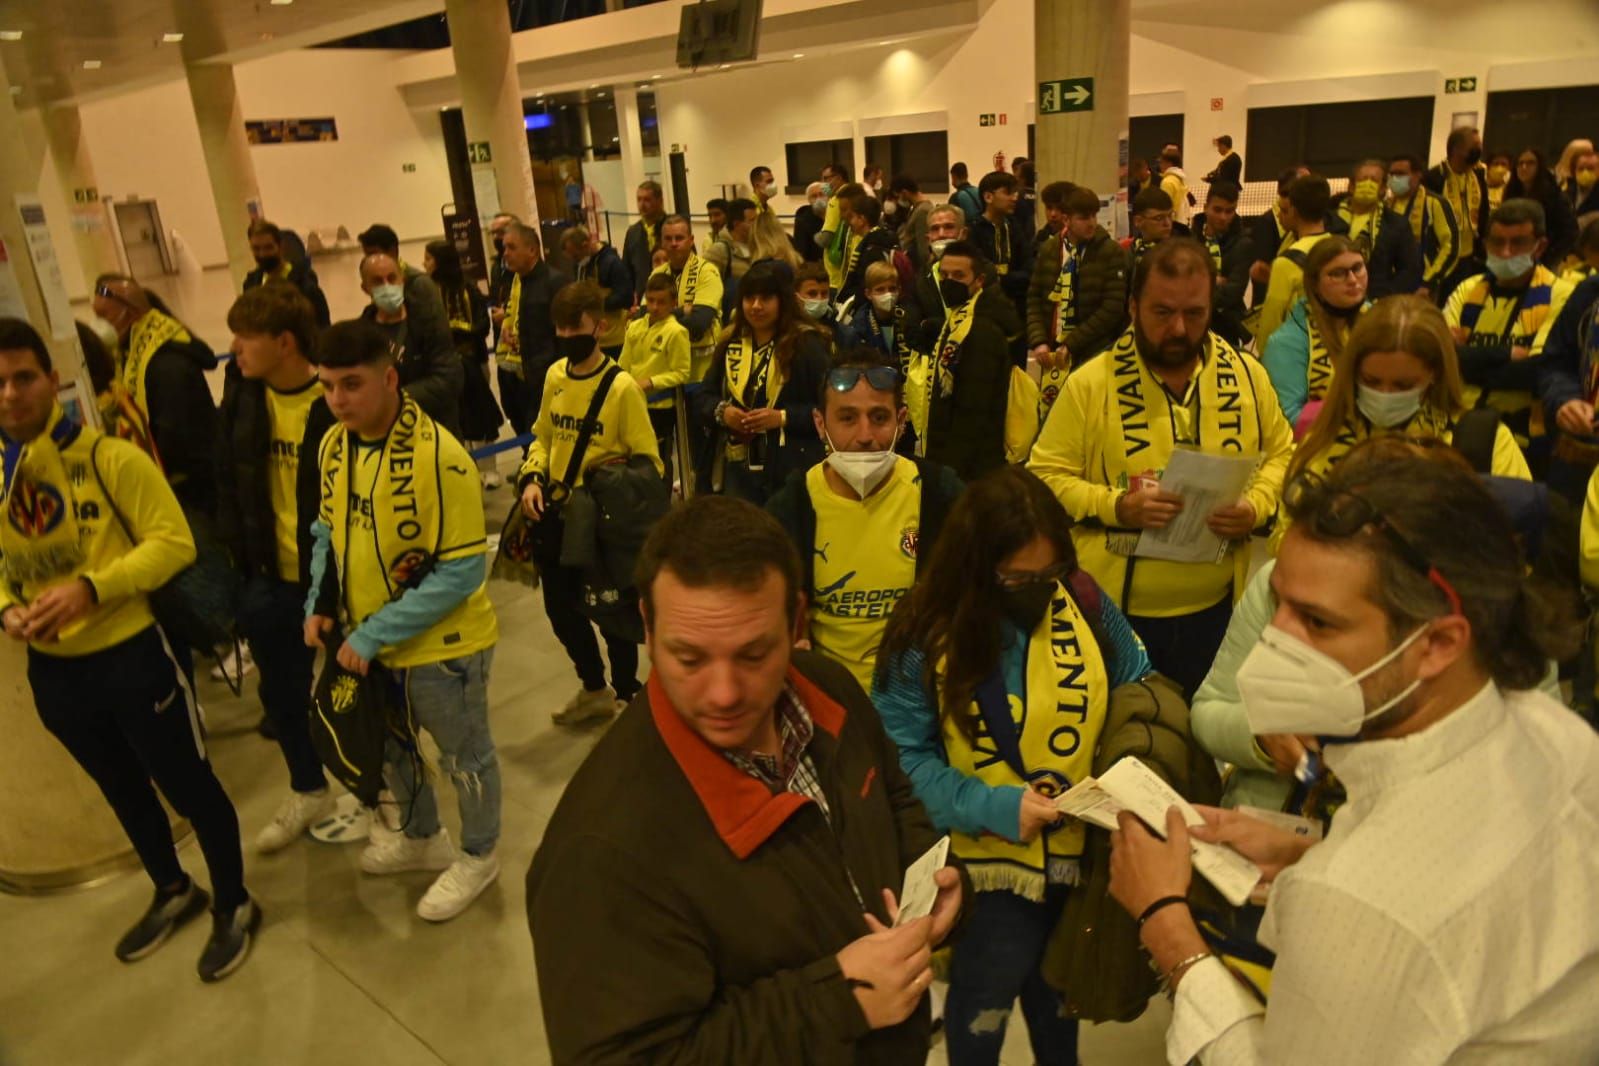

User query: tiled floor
[0,255,1173,1065]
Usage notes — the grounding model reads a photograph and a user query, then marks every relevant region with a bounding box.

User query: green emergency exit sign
[1040,78,1094,114]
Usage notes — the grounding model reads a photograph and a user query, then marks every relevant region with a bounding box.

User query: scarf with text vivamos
[1455,266,1558,346]
[495,273,523,372]
[1305,312,1336,404]
[120,309,188,426]
[939,582,1108,901]
[321,394,445,624]
[722,335,779,464]
[673,256,705,324]
[1301,401,1456,480]
[1101,329,1264,489]
[1,404,84,593]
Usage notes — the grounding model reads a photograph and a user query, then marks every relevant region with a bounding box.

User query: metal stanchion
[673,386,696,501]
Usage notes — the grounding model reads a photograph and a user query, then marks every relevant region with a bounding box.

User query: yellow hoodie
[1,407,195,657]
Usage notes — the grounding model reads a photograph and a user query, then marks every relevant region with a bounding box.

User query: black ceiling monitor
[677,0,763,69]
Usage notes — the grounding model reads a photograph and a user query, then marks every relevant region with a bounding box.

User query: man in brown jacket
[527,496,962,1064]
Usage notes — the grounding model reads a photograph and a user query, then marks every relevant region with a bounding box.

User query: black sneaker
[197,898,262,983]
[115,879,210,962]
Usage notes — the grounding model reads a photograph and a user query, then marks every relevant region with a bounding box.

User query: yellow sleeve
[1442,277,1470,328]
[616,376,665,477]
[436,435,489,562]
[86,440,197,604]
[1026,369,1121,525]
[819,197,843,247]
[693,262,724,317]
[1161,173,1181,206]
[618,320,647,379]
[654,324,692,393]
[1584,467,1599,591]
[1256,259,1299,349]
[519,368,557,484]
[1490,423,1532,480]
[1243,362,1296,524]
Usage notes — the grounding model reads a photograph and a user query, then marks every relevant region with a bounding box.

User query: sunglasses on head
[1285,474,1463,616]
[827,365,903,393]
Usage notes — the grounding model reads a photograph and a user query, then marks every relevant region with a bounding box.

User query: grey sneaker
[552,685,618,727]
[197,898,262,983]
[115,879,210,962]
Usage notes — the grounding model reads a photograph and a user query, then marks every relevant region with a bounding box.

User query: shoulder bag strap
[554,365,622,495]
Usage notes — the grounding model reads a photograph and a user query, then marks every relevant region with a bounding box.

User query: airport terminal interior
[1,0,1598,1063]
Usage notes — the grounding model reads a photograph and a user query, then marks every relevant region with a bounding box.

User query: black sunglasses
[1286,475,1462,616]
[827,365,902,393]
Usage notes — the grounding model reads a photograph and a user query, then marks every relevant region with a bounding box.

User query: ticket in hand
[1055,757,1261,907]
[894,835,950,927]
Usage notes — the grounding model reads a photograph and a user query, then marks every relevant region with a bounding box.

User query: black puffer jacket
[141,330,220,515]
[214,361,336,589]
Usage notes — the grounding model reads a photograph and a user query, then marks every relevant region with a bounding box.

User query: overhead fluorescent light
[0,31,22,42]
[270,0,294,5]
[651,74,662,79]
[162,32,184,43]
[792,53,804,59]
[82,59,102,69]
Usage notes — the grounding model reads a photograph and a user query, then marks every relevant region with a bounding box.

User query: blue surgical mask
[1388,174,1412,198]
[371,283,405,313]
[1486,253,1534,282]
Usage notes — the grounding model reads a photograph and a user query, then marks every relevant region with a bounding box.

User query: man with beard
[1028,239,1293,697]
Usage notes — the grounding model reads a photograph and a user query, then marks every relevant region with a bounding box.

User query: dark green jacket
[1025,226,1129,363]
[1039,673,1223,1022]
[528,652,944,1065]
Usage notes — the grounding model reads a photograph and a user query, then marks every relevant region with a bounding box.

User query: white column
[445,0,538,226]
[40,104,123,288]
[614,86,647,207]
[1034,0,1131,227]
[183,59,263,286]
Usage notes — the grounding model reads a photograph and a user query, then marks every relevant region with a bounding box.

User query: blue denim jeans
[386,649,501,856]
[944,885,1079,1066]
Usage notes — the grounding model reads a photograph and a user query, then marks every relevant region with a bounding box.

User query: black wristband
[1137,895,1188,928]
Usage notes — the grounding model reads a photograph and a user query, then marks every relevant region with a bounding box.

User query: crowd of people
[3,124,1599,1064]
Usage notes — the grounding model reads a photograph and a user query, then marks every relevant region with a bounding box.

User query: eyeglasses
[1325,261,1368,282]
[1284,475,1462,616]
[94,283,130,305]
[827,365,903,394]
[994,561,1073,590]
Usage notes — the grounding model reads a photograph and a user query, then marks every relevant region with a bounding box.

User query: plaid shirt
[721,685,831,823]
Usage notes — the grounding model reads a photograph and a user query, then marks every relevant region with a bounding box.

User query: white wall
[35,48,454,290]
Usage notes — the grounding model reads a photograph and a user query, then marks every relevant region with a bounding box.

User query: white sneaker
[552,685,618,727]
[255,788,335,854]
[210,645,255,683]
[359,827,456,876]
[416,852,501,922]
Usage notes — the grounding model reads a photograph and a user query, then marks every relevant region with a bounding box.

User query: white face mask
[1237,622,1428,738]
[930,238,953,259]
[1356,384,1426,428]
[870,292,897,314]
[803,297,831,320]
[824,428,901,497]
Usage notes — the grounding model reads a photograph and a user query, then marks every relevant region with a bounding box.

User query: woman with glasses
[1287,295,1529,509]
[873,466,1151,1066]
[694,261,831,504]
[1261,236,1370,434]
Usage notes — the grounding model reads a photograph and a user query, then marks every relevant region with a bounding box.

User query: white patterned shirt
[1169,683,1599,1065]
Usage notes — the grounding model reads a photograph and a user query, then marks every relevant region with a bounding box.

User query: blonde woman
[1260,235,1370,434]
[750,207,802,271]
[1283,294,1530,529]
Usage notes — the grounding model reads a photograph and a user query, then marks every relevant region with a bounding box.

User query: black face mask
[999,581,1055,633]
[256,256,281,273]
[1466,147,1483,166]
[939,277,973,308]
[554,333,597,363]
[492,237,504,254]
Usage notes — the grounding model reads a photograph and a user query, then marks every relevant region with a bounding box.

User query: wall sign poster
[245,117,339,144]
[15,196,76,340]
